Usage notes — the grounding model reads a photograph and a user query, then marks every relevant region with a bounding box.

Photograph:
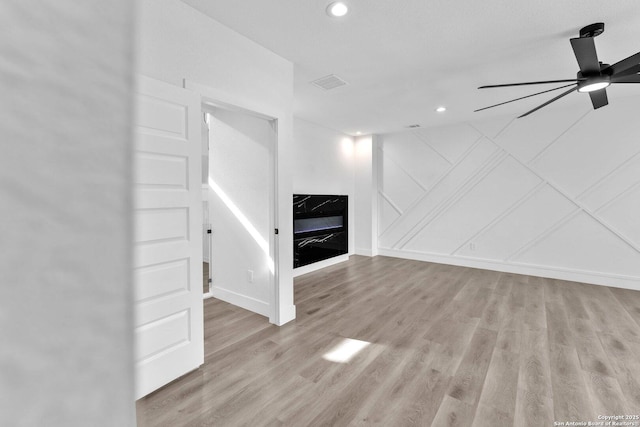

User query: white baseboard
[293,254,350,277]
[378,248,640,291]
[355,248,373,257]
[210,286,270,317]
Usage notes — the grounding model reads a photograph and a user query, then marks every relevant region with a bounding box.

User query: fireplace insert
[293,194,348,268]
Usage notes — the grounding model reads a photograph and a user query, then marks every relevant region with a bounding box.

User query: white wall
[208,108,274,316]
[292,118,355,271]
[138,0,295,324]
[376,96,640,290]
[354,135,378,256]
[0,2,134,426]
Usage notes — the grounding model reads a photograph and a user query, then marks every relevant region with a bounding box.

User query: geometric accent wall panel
[579,153,640,212]
[380,132,450,189]
[597,184,640,248]
[469,116,512,140]
[412,123,481,163]
[378,94,640,284]
[456,184,577,261]
[493,103,590,164]
[403,156,541,254]
[513,211,640,278]
[378,137,499,249]
[531,96,640,198]
[379,195,401,236]
[378,150,425,212]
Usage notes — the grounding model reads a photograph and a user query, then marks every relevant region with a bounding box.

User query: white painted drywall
[292,118,355,270]
[0,2,135,426]
[208,108,274,315]
[354,135,378,256]
[137,0,295,324]
[376,96,640,289]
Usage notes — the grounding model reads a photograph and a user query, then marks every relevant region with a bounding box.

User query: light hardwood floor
[137,255,640,426]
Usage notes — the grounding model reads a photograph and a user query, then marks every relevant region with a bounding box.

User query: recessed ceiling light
[356,131,362,135]
[327,2,349,17]
[435,106,447,113]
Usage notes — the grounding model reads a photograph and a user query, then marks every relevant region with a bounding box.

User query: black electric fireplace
[293,194,348,268]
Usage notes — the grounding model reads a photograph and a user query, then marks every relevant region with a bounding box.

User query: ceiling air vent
[311,74,348,90]
[405,124,421,128]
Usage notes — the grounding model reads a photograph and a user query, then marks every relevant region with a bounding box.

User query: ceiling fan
[475,23,640,118]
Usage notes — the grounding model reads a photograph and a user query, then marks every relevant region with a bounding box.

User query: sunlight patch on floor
[322,338,371,363]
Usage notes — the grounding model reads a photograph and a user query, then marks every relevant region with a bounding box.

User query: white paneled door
[133,76,203,399]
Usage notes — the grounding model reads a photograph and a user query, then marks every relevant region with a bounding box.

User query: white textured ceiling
[182,0,640,135]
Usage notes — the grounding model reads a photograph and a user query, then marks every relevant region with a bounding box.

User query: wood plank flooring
[137,255,640,426]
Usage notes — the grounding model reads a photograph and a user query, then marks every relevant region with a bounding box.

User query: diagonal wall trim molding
[487,117,516,140]
[398,149,508,249]
[589,212,640,253]
[377,97,640,288]
[516,168,640,256]
[391,144,503,248]
[505,208,582,262]
[527,109,591,166]
[479,131,640,256]
[575,149,640,201]
[377,136,486,242]
[410,130,453,165]
[378,189,403,216]
[450,181,547,256]
[378,145,429,192]
[389,139,501,248]
[594,179,640,215]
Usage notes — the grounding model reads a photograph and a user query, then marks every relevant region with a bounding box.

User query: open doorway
[202,113,212,297]
[202,198,212,296]
[199,102,278,319]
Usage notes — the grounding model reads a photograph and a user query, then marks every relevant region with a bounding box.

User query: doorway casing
[185,79,293,325]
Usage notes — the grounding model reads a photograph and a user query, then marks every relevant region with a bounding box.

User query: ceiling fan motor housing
[580,22,605,38]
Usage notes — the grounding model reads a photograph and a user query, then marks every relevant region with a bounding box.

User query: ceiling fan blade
[589,89,608,109]
[474,83,577,112]
[570,37,601,75]
[479,79,580,89]
[612,73,640,83]
[518,86,577,118]
[604,51,640,76]
[612,63,640,78]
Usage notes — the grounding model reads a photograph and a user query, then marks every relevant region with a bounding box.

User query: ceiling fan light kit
[476,22,640,118]
[577,75,610,93]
